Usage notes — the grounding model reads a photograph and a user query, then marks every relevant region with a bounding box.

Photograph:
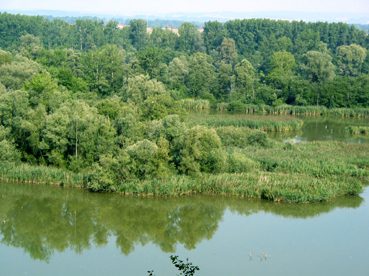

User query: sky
[1,0,369,15]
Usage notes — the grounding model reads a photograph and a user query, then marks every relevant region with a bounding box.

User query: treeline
[1,12,369,108]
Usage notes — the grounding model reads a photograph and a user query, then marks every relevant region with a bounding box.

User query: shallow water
[268,115,369,144]
[187,110,369,144]
[1,181,368,275]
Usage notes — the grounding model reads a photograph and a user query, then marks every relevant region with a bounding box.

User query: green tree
[215,62,232,100]
[123,74,168,104]
[218,38,238,66]
[168,56,189,93]
[336,44,367,76]
[0,54,42,90]
[174,125,227,174]
[136,47,163,78]
[176,23,197,52]
[129,19,147,50]
[41,100,116,168]
[267,51,296,88]
[0,49,12,67]
[234,59,255,98]
[300,51,335,105]
[203,21,225,54]
[19,34,41,59]
[188,53,215,97]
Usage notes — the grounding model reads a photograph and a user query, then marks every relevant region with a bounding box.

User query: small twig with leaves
[148,255,200,276]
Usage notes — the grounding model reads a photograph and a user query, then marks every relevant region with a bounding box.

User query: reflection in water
[0,181,364,262]
[268,115,369,144]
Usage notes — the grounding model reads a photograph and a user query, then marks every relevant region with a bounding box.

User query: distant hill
[2,9,369,24]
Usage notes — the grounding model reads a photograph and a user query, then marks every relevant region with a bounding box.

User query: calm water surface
[1,181,368,276]
[268,115,369,144]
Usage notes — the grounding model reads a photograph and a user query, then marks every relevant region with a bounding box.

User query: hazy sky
[1,0,369,14]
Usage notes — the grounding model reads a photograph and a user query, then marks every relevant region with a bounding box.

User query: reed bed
[327,108,369,117]
[117,172,362,203]
[345,126,369,134]
[187,113,303,132]
[213,103,369,117]
[181,99,210,109]
[238,141,369,179]
[0,162,87,187]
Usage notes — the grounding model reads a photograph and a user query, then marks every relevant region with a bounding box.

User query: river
[0,180,368,275]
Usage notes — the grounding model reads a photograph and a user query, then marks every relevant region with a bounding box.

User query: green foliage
[267,51,296,87]
[0,126,20,162]
[0,49,12,66]
[141,94,187,121]
[218,38,238,65]
[0,12,369,204]
[234,59,255,97]
[0,54,42,90]
[170,255,200,276]
[136,47,164,78]
[336,44,367,76]
[345,126,369,134]
[228,151,259,173]
[188,53,215,97]
[175,125,226,174]
[129,19,148,50]
[247,130,271,147]
[300,51,336,84]
[123,74,168,104]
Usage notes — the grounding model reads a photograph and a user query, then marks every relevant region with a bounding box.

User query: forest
[0,12,369,202]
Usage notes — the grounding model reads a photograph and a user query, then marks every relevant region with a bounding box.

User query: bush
[247,130,270,147]
[228,101,246,112]
[175,125,225,174]
[228,152,259,173]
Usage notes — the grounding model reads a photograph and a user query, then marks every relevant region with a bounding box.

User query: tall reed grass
[187,113,303,132]
[117,172,362,203]
[212,103,369,117]
[0,162,87,187]
[181,99,210,109]
[238,141,369,179]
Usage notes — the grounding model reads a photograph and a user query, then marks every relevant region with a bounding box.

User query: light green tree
[336,44,367,76]
[123,74,168,104]
[168,56,189,91]
[218,38,238,66]
[0,54,42,90]
[300,51,335,105]
[267,51,296,87]
[234,59,255,98]
[188,53,215,97]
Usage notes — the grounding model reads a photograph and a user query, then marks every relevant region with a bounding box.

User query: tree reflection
[0,181,364,262]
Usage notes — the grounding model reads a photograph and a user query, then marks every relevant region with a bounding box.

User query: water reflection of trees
[0,182,364,262]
